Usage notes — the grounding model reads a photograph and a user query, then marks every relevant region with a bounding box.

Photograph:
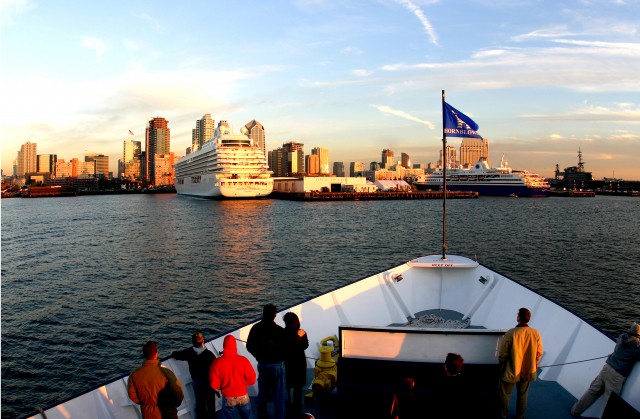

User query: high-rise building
[311,147,330,174]
[460,138,489,167]
[306,154,320,175]
[268,148,285,177]
[381,149,394,169]
[154,153,178,186]
[401,153,411,169]
[283,142,304,176]
[192,114,215,153]
[37,154,57,177]
[370,161,381,171]
[56,158,95,178]
[244,120,266,156]
[333,162,345,177]
[439,145,459,169]
[85,153,109,179]
[349,161,365,177]
[145,117,170,185]
[122,139,142,179]
[16,141,37,176]
[269,142,304,176]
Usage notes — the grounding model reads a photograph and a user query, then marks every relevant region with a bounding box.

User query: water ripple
[1,195,639,417]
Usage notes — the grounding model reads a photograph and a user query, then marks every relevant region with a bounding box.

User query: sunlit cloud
[521,103,640,122]
[550,134,564,141]
[371,104,435,128]
[393,0,439,46]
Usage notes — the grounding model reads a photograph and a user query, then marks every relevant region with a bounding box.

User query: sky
[1,0,639,180]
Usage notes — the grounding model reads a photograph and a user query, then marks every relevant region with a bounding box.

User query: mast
[441,90,447,260]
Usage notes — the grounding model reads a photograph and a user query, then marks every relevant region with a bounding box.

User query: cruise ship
[414,156,550,197]
[174,122,273,198]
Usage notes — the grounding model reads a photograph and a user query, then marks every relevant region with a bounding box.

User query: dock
[271,190,479,201]
[548,190,596,198]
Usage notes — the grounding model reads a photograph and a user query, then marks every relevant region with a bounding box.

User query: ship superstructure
[414,156,550,197]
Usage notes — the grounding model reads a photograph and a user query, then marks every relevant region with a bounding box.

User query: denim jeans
[257,362,287,419]
[220,396,252,419]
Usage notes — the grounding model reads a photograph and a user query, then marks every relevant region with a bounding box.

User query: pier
[548,190,596,198]
[271,190,478,201]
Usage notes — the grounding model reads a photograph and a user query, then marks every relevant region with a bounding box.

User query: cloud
[0,0,34,25]
[343,46,363,55]
[521,103,640,122]
[379,41,640,93]
[298,78,371,88]
[371,104,435,128]
[512,26,575,42]
[352,69,373,77]
[393,0,439,46]
[81,36,108,61]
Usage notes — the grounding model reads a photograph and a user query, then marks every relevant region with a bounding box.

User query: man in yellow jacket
[498,307,543,419]
[128,341,185,419]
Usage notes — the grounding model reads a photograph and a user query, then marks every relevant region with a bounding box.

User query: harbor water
[1,194,639,418]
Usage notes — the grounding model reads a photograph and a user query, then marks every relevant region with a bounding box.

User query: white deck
[28,254,639,419]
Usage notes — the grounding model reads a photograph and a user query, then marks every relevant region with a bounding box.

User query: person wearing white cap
[571,322,640,416]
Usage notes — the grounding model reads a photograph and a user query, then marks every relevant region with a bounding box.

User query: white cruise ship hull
[28,254,639,419]
[175,174,273,199]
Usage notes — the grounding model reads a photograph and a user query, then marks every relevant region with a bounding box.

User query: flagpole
[441,90,447,260]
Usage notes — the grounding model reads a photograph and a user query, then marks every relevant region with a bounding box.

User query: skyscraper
[306,154,320,175]
[37,154,57,177]
[283,142,305,176]
[333,162,345,177]
[268,148,285,177]
[16,141,37,176]
[154,153,178,186]
[85,153,110,179]
[381,149,394,169]
[123,139,141,179]
[439,145,458,169]
[192,114,215,152]
[270,142,305,176]
[244,120,266,156]
[401,153,411,169]
[146,117,170,185]
[311,147,330,174]
[349,161,364,177]
[460,138,490,167]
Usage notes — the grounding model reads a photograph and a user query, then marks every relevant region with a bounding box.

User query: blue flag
[443,102,483,139]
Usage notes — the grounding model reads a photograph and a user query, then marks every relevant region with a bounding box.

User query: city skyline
[2,1,639,180]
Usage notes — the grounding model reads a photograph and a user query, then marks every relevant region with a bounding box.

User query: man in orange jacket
[128,341,185,419]
[498,307,543,419]
[209,335,257,419]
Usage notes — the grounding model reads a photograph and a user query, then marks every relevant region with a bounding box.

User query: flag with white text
[443,102,482,139]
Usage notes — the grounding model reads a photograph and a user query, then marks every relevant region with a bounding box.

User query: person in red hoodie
[209,335,257,419]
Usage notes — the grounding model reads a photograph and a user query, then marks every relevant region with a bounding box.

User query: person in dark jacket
[247,304,286,419]
[571,322,640,417]
[171,331,217,418]
[283,312,309,419]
